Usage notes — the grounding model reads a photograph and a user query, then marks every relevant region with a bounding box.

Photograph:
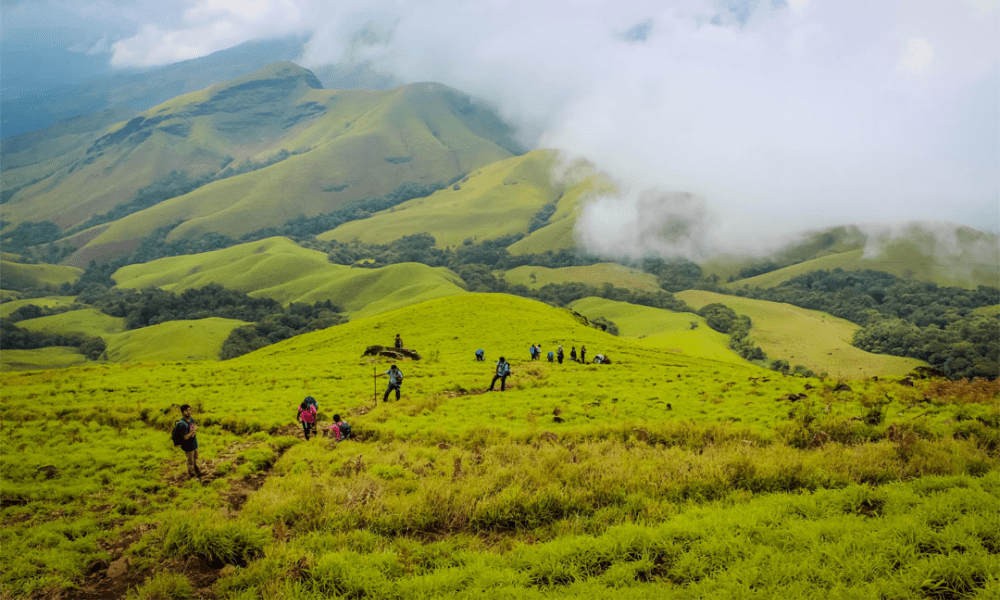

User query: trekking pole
[373,365,377,408]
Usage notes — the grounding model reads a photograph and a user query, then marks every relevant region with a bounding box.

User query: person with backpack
[547,350,554,362]
[529,344,537,361]
[475,349,485,362]
[171,404,201,479]
[580,345,587,363]
[489,357,512,391]
[376,364,404,402]
[570,346,577,362]
[394,334,403,349]
[328,414,353,442]
[557,345,564,364]
[297,398,318,440]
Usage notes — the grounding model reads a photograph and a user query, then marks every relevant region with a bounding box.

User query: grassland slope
[15,308,125,339]
[319,150,613,251]
[3,63,523,265]
[709,223,999,290]
[0,258,82,291]
[111,236,467,317]
[504,263,660,293]
[569,296,743,364]
[103,317,248,362]
[676,290,925,378]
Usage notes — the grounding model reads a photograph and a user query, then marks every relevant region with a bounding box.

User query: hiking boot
[194,466,202,476]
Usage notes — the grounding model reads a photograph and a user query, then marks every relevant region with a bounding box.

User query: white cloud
[23,0,999,256]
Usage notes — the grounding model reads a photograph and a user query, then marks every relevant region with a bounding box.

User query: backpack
[171,420,186,446]
[337,421,353,440]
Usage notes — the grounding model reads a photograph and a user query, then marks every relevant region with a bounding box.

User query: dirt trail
[55,432,303,600]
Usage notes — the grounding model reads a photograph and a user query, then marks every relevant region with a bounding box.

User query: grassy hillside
[0,295,77,318]
[504,263,661,293]
[3,63,522,266]
[111,236,468,317]
[0,347,87,370]
[103,318,248,363]
[15,308,125,339]
[0,258,82,291]
[568,296,744,364]
[319,150,606,250]
[711,224,1000,290]
[676,290,925,379]
[2,293,996,599]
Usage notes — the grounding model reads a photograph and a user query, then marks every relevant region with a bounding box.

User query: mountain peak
[217,61,323,92]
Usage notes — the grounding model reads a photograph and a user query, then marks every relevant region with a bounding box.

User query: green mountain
[2,62,523,266]
[706,224,1000,290]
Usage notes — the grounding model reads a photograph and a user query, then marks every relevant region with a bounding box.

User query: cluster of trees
[738,269,999,379]
[77,283,289,330]
[0,220,62,251]
[220,302,347,359]
[16,282,347,360]
[0,318,106,359]
[321,233,605,272]
[696,303,784,371]
[639,258,713,292]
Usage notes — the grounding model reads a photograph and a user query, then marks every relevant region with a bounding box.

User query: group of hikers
[172,397,354,479]
[529,343,590,364]
[172,334,607,477]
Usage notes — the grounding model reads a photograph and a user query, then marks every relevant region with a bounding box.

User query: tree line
[735,269,999,379]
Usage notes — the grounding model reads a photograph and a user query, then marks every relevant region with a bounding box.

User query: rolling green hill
[709,224,999,290]
[319,150,612,251]
[2,63,523,266]
[103,317,248,363]
[0,257,82,291]
[676,290,925,379]
[569,296,743,364]
[504,263,661,293]
[15,308,125,339]
[111,236,468,317]
[0,295,78,318]
[0,347,87,370]
[3,292,996,599]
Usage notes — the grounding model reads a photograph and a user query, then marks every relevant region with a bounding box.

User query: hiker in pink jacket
[297,398,318,440]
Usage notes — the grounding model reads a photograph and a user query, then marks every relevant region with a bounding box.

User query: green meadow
[2,293,997,599]
[318,150,608,252]
[676,290,925,379]
[504,263,661,293]
[111,237,467,318]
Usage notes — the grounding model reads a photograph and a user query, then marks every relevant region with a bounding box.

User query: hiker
[376,364,404,402]
[489,356,512,391]
[328,413,352,442]
[297,398,318,440]
[536,344,542,361]
[593,354,605,364]
[547,350,554,362]
[529,344,537,361]
[394,334,403,349]
[580,345,587,363]
[557,345,564,364]
[570,346,577,362]
[172,404,201,479]
[475,349,485,362]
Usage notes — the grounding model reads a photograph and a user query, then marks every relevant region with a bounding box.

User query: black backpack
[171,420,186,446]
[338,421,353,440]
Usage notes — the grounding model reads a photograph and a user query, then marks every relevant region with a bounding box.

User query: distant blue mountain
[1,35,398,138]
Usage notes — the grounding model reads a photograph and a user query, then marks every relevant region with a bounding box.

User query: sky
[3,0,998,258]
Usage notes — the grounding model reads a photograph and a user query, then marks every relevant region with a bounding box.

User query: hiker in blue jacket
[376,364,404,402]
[489,357,512,391]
